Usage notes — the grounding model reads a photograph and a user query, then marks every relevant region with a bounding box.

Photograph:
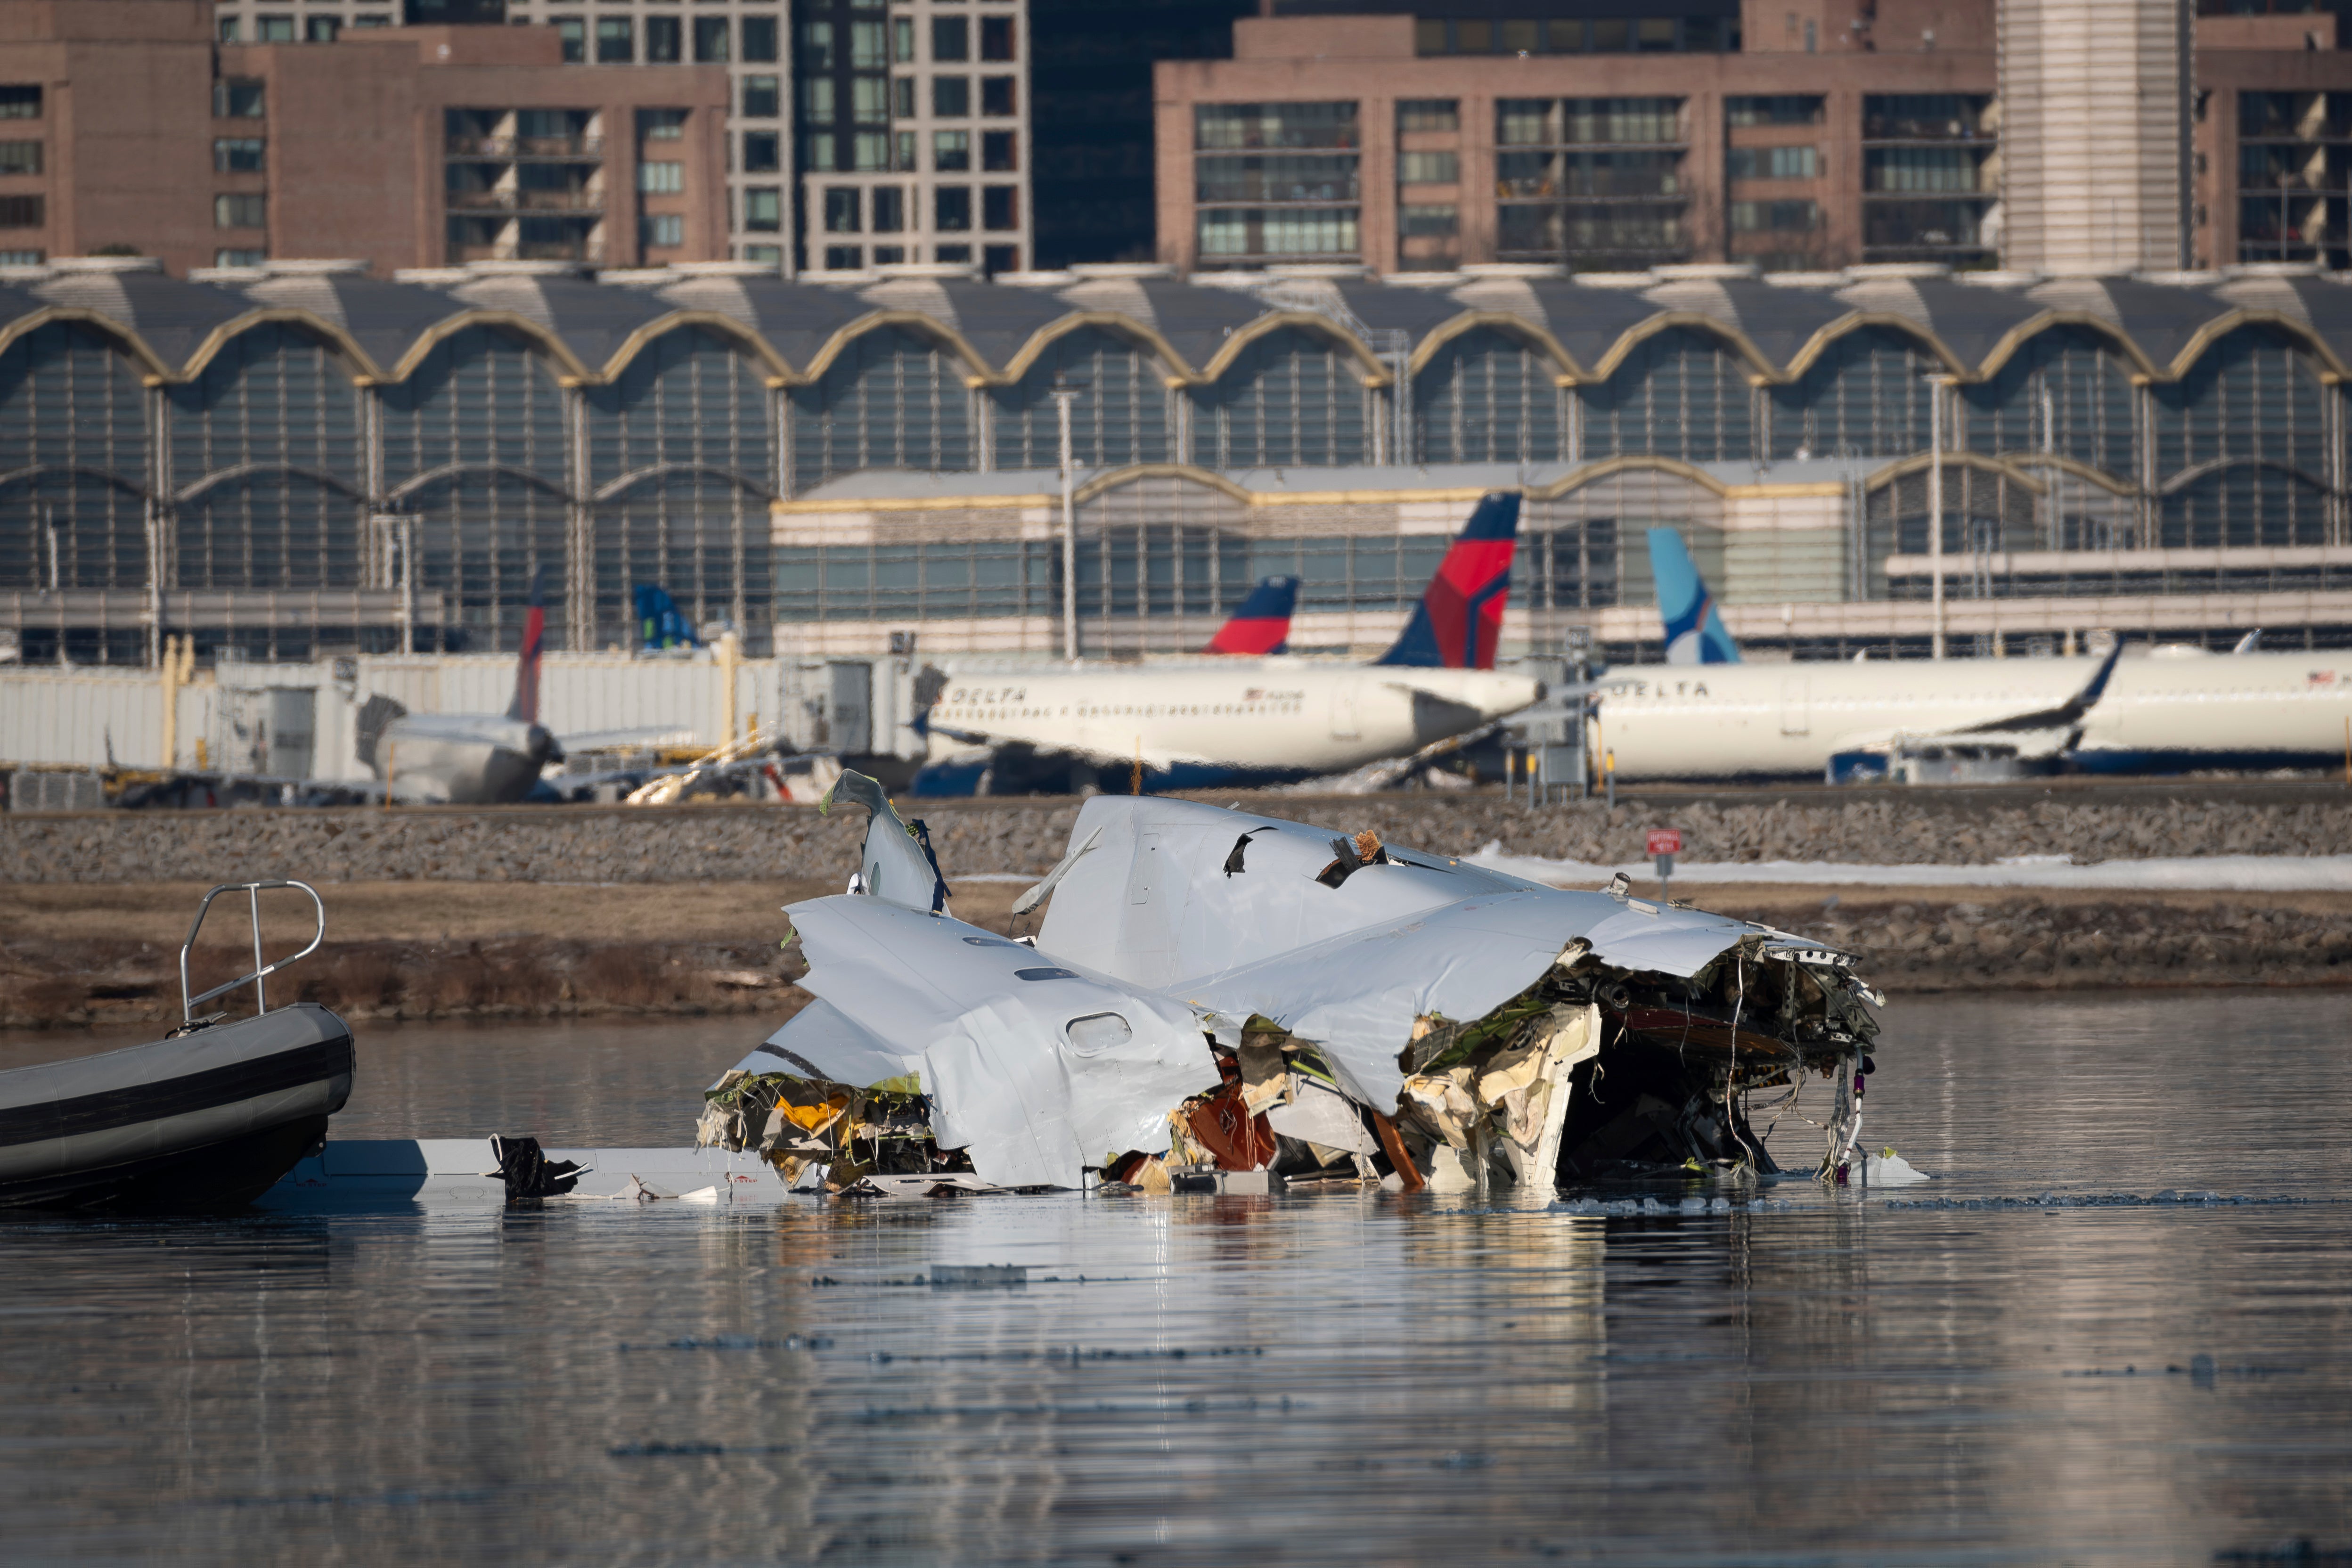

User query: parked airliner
[1601,532,2352,779]
[913,494,1541,793]
[356,589,561,805]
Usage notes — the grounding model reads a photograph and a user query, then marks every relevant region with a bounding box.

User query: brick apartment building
[0,0,729,275]
[1152,0,2352,275]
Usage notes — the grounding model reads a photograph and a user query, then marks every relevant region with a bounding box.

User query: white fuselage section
[928,659,1544,777]
[1595,651,2352,779]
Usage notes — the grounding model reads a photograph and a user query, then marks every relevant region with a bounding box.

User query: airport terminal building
[6,252,2352,667]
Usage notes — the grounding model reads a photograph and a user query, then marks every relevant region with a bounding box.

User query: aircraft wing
[555,727,695,751]
[1824,643,2124,756]
[929,720,1195,772]
[1939,642,2124,735]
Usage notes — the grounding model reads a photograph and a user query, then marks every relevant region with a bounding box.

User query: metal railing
[445,190,604,212]
[445,135,604,157]
[179,880,326,1022]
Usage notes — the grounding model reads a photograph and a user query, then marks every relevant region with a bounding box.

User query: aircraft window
[1014,966,1078,981]
[1064,1011,1132,1056]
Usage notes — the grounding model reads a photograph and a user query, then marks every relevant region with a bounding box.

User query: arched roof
[2021,275,2237,375]
[11,260,2352,394]
[441,265,674,378]
[1438,272,1660,377]
[650,269,873,376]
[1046,269,1273,376]
[1829,270,2048,372]
[1074,462,1254,506]
[229,268,474,380]
[857,270,1073,377]
[1864,450,2053,497]
[25,261,250,370]
[1641,270,1852,375]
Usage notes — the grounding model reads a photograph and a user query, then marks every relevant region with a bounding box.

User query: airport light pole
[1050,378,1086,662]
[1925,374,1955,660]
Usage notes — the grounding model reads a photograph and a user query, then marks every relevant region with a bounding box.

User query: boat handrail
[180,880,327,1021]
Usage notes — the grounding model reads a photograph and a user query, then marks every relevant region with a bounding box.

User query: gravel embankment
[6,791,2352,884]
[7,793,2350,1026]
[6,890,2347,1030]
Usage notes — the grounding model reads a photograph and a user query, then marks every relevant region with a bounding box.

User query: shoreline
[5,878,2349,1030]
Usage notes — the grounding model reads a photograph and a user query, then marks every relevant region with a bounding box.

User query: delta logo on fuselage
[1609,678,1714,700]
[940,686,1309,716]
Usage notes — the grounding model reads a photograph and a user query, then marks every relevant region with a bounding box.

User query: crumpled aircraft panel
[1031,798,1829,1109]
[1036,798,1539,988]
[1036,798,1774,978]
[732,895,1221,1188]
[743,995,916,1089]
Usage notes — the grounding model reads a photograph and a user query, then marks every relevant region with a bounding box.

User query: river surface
[2,991,2348,1564]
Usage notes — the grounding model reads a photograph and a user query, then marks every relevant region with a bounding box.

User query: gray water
[1,992,2348,1565]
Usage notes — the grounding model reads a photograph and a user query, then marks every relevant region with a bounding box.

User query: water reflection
[1,991,2347,1561]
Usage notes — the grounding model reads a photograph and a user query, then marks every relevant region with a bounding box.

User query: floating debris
[700,774,1892,1197]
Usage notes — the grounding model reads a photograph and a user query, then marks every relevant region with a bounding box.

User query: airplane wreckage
[698,774,1887,1197]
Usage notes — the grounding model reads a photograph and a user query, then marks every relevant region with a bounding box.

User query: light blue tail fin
[1646,527,1740,665]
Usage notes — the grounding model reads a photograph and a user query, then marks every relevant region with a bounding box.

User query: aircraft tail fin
[355,693,409,770]
[633,584,700,651]
[1373,490,1520,669]
[507,571,547,723]
[1204,575,1299,655]
[1648,527,1741,665]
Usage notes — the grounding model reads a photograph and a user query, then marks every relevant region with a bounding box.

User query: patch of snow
[1467,850,2352,893]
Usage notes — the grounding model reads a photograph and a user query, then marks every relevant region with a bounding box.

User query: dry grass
[0,932,799,1029]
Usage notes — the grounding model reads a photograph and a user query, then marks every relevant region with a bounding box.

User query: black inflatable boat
[0,882,355,1211]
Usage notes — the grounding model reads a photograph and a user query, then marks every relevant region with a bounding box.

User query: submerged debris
[702,773,1889,1196]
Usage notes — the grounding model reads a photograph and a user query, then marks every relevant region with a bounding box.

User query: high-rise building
[198,0,1039,275]
[2000,0,2192,271]
[1025,0,1257,269]
[1149,0,2352,274]
[204,0,794,265]
[793,0,1032,276]
[0,0,729,274]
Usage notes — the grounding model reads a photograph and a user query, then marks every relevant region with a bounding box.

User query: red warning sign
[1645,828,1683,857]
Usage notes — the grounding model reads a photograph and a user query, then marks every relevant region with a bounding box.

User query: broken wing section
[718,895,1222,1189]
[822,768,950,914]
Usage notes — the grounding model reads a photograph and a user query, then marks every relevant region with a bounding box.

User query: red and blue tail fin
[507,570,546,724]
[1372,491,1520,670]
[1204,574,1299,655]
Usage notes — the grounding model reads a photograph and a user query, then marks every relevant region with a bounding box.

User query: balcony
[445,189,605,213]
[448,238,606,265]
[445,135,604,158]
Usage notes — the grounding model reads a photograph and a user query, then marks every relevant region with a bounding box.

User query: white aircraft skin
[924,661,1543,787]
[2080,650,2352,772]
[1594,649,2352,781]
[375,711,556,804]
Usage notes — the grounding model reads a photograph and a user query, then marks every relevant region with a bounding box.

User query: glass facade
[1194,103,1360,265]
[1495,98,1689,268]
[1860,95,1998,265]
[8,273,2351,658]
